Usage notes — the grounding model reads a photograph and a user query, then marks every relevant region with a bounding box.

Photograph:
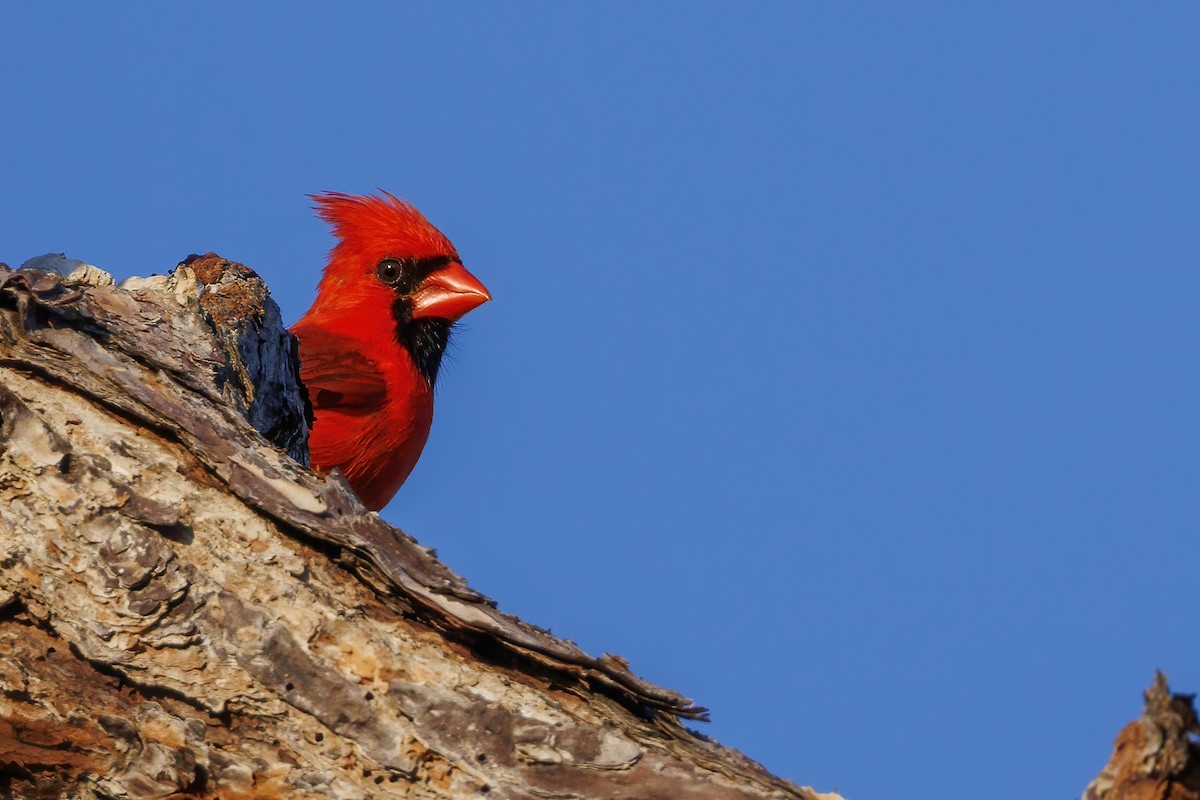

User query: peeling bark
[1083,672,1200,800]
[0,255,826,799]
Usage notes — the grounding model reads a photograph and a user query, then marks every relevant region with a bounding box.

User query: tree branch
[0,255,823,800]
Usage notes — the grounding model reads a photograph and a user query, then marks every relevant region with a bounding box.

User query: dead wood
[1083,672,1200,800]
[0,254,825,799]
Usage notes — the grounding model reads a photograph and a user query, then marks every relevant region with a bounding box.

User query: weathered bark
[0,255,829,799]
[1083,672,1200,800]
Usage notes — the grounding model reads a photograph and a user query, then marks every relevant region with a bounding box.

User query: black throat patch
[391,299,452,386]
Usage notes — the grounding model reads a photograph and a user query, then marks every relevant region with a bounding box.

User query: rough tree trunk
[0,255,831,800]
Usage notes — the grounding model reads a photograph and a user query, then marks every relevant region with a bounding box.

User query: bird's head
[312,191,491,384]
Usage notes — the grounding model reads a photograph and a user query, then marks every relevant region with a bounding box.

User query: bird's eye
[375,258,404,286]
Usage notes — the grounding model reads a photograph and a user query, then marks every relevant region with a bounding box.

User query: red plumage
[291,192,490,510]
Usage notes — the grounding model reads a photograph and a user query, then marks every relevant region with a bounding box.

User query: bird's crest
[312,191,459,270]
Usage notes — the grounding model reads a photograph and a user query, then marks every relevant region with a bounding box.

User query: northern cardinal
[291,192,491,510]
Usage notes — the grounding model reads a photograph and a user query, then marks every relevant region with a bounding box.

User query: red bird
[291,192,491,510]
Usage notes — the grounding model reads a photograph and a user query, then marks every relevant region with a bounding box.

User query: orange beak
[410,262,491,321]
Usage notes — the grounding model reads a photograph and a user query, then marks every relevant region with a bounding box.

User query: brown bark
[1083,672,1200,800]
[0,255,830,799]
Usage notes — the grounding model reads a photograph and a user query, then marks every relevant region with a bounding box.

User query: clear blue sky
[3,4,1197,798]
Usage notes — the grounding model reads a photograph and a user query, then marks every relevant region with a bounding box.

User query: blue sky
[3,4,1197,798]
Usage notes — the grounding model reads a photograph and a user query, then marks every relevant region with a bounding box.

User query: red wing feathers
[294,328,388,414]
